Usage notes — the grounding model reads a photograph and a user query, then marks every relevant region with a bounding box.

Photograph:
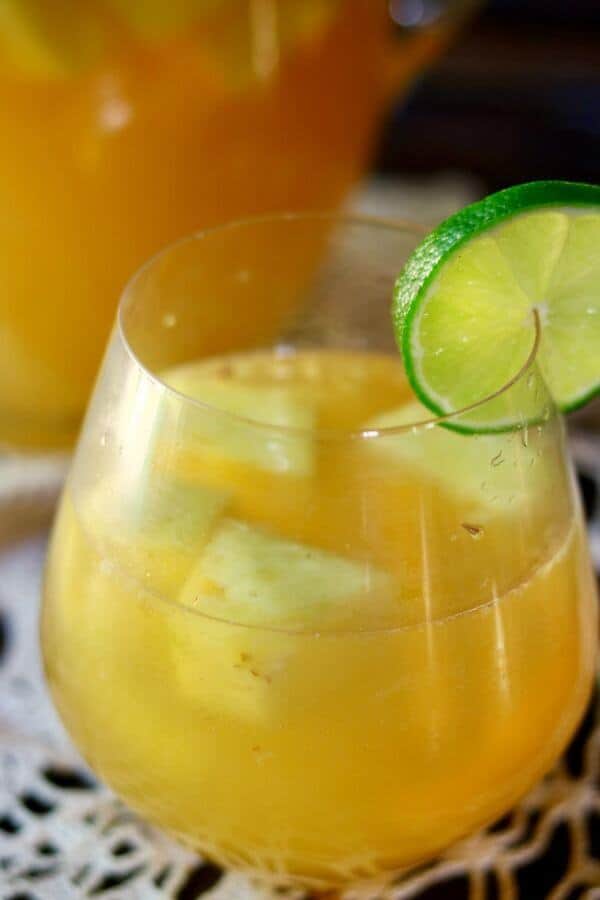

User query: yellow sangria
[42,217,597,891]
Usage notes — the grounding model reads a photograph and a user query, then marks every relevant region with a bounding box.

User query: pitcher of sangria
[0,0,476,449]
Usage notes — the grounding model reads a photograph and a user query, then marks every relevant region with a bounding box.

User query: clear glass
[41,216,598,893]
[0,0,476,451]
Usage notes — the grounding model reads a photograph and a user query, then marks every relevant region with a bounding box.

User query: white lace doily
[0,435,598,900]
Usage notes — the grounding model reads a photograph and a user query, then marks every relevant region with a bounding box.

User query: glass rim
[117,211,543,440]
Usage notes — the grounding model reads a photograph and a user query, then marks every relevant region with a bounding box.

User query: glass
[0,0,476,451]
[41,216,598,893]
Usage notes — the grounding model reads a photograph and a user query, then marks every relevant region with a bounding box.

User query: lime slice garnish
[393,181,600,431]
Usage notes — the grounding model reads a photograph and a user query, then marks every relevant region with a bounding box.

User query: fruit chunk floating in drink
[42,199,599,891]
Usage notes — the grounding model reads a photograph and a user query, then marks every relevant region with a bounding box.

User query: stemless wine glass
[42,216,598,893]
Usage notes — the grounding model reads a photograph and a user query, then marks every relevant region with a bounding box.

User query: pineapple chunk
[165,368,315,476]
[174,519,397,720]
[181,519,394,628]
[82,477,229,597]
[366,402,543,518]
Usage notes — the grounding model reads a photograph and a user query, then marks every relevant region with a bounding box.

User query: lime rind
[393,181,600,433]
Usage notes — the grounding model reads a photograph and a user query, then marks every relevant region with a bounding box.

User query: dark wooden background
[377,0,600,190]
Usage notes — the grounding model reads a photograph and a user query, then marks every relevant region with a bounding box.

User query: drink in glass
[42,216,597,891]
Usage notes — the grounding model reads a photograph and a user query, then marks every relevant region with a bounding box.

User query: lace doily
[0,435,598,900]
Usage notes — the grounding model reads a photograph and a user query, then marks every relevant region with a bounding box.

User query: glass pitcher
[0,0,476,450]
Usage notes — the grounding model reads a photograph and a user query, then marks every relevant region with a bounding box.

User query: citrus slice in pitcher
[0,0,104,78]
